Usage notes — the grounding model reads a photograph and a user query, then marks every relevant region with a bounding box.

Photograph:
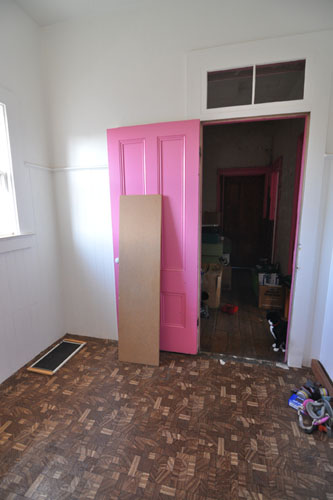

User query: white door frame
[187,31,333,367]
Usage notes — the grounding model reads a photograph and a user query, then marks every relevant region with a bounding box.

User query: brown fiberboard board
[118,195,162,366]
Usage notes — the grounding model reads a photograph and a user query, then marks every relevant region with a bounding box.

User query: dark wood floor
[0,336,332,499]
[201,269,284,362]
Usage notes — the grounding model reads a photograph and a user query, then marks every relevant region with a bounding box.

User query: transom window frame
[201,55,310,118]
[206,58,306,110]
[186,32,331,121]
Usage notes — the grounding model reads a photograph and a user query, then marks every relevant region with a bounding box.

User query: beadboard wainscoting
[0,165,64,383]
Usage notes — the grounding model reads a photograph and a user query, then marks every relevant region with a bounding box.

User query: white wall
[326,81,333,154]
[311,156,333,379]
[54,168,117,339]
[0,1,63,383]
[43,0,333,167]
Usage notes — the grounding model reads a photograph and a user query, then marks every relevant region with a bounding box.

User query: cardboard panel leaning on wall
[118,195,162,366]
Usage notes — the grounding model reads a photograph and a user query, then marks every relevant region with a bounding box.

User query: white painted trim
[52,165,108,172]
[24,161,53,172]
[24,162,108,173]
[0,233,35,254]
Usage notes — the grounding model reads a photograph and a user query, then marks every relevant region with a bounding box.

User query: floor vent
[27,339,86,375]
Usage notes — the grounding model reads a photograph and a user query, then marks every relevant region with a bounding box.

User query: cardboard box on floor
[202,263,223,308]
[258,284,285,310]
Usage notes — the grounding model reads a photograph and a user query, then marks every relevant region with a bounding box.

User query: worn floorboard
[201,269,284,362]
[0,337,332,499]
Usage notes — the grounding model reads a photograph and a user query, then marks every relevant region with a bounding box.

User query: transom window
[0,102,19,237]
[207,59,306,109]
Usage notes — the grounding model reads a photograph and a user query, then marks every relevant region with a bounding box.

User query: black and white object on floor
[266,311,287,352]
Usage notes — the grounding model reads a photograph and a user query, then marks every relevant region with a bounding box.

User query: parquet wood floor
[201,269,284,362]
[0,336,332,499]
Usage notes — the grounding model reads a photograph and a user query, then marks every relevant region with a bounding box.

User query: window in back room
[0,102,19,237]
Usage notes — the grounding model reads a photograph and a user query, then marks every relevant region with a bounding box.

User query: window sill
[0,233,35,254]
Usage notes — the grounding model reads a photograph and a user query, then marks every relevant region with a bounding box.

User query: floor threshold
[199,350,289,369]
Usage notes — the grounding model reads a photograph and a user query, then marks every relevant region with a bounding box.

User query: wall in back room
[202,118,306,276]
[271,118,306,276]
[202,121,274,213]
[0,1,64,383]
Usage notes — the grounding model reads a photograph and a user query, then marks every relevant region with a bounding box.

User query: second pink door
[107,120,200,354]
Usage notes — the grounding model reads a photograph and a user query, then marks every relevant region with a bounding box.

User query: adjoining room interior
[200,117,306,361]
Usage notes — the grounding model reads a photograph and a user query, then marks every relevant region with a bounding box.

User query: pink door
[107,120,200,354]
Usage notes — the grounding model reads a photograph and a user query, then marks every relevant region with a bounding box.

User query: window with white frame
[207,59,306,109]
[0,102,19,237]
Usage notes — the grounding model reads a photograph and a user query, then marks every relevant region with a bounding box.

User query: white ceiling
[14,0,138,26]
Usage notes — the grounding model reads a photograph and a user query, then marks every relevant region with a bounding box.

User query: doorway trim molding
[188,31,333,368]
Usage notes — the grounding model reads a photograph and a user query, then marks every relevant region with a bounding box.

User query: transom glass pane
[255,60,305,104]
[207,67,253,109]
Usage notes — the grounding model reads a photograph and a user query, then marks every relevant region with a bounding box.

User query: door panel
[107,120,200,354]
[119,140,146,195]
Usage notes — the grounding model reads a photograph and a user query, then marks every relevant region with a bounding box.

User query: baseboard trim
[311,359,333,395]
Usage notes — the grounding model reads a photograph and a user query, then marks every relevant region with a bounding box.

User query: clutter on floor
[201,211,232,318]
[200,214,292,361]
[251,261,293,313]
[221,303,238,315]
[202,263,223,309]
[200,269,284,361]
[289,379,332,436]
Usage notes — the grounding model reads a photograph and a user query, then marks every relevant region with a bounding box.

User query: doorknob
[115,257,119,264]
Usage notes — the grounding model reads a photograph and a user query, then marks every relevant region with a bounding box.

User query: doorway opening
[200,115,307,362]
